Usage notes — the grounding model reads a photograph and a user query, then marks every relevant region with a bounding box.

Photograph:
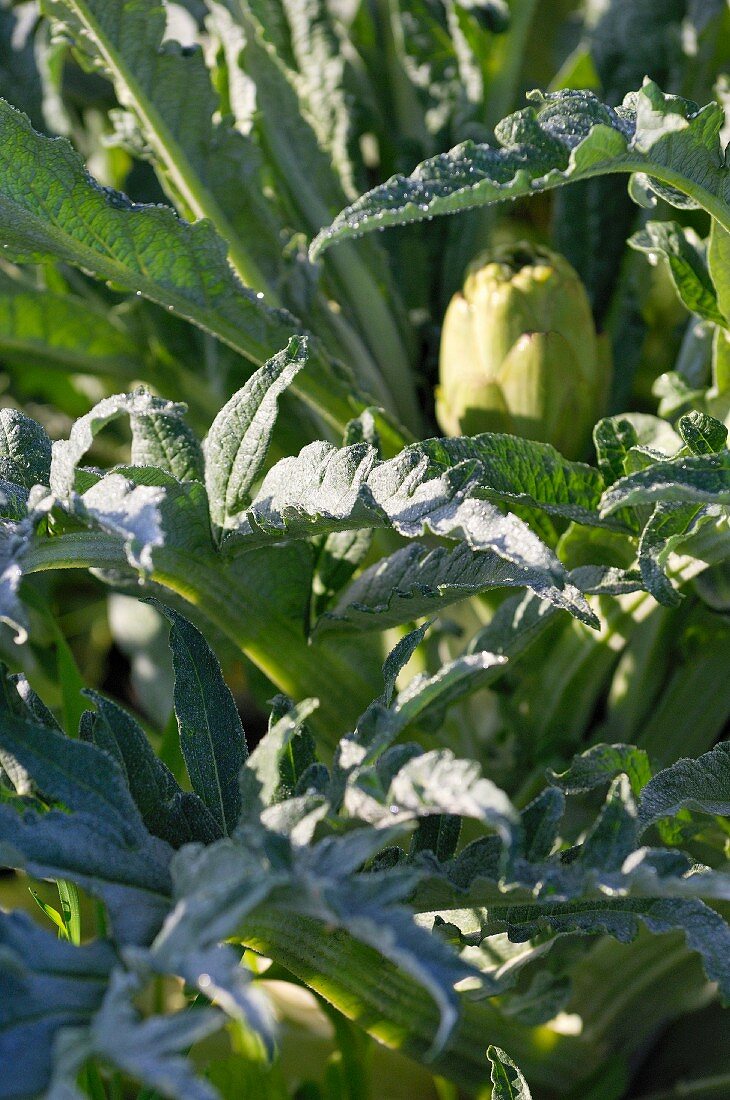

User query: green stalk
[510,520,730,763]
[22,533,380,740]
[240,904,598,1094]
[379,0,432,150]
[484,0,540,129]
[155,548,382,737]
[320,244,424,433]
[637,648,730,765]
[236,1,422,433]
[574,933,714,1055]
[80,1066,107,1100]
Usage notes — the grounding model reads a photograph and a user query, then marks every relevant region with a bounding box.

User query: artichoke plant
[436,243,610,457]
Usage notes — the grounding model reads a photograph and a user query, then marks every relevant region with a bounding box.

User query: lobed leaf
[0,99,362,434]
[549,743,652,798]
[638,741,730,831]
[50,969,223,1100]
[0,711,172,942]
[229,438,598,626]
[311,81,730,257]
[600,451,730,513]
[479,896,730,1001]
[317,541,595,635]
[629,221,727,327]
[50,390,188,498]
[44,0,286,291]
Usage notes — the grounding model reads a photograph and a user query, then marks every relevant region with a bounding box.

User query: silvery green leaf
[317,541,597,635]
[409,812,462,863]
[238,697,319,825]
[0,408,52,490]
[344,747,517,853]
[601,452,730,513]
[125,941,274,1046]
[487,1045,532,1100]
[479,895,730,1002]
[205,336,307,533]
[0,521,36,643]
[130,414,204,485]
[0,910,114,1100]
[50,390,188,498]
[284,830,479,1054]
[154,839,286,957]
[638,741,730,831]
[83,691,220,846]
[155,603,248,836]
[549,743,652,797]
[0,673,39,795]
[629,221,727,327]
[0,711,147,843]
[311,82,730,256]
[230,438,380,543]
[78,472,167,573]
[230,437,597,626]
[0,801,172,946]
[83,969,221,1100]
[0,713,172,943]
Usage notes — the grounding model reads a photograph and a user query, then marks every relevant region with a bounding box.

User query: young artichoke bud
[435,243,609,458]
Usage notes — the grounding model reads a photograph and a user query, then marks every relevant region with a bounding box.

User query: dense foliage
[0,1,729,1098]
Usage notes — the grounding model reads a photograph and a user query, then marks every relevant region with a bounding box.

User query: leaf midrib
[63,0,270,294]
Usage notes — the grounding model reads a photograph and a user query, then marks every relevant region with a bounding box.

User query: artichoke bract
[436,243,609,458]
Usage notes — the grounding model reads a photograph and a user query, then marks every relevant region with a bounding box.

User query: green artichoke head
[435,242,610,458]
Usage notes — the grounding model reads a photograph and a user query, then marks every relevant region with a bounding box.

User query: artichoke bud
[436,243,609,458]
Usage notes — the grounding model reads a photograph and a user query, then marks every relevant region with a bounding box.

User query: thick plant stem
[240,904,597,1095]
[22,533,381,740]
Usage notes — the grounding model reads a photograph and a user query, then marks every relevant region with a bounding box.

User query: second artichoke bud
[435,243,610,459]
